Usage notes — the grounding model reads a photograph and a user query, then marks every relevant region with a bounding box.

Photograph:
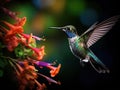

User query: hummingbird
[49,15,120,73]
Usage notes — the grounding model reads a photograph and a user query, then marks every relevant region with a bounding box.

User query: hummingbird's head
[49,25,77,38]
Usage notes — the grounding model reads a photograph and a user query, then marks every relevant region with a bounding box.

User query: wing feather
[86,15,120,47]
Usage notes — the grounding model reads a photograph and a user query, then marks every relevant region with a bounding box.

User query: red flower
[34,61,61,77]
[4,36,19,51]
[28,45,46,60]
[21,33,45,41]
[16,61,38,90]
[3,21,24,39]
[49,64,61,77]
[0,17,27,51]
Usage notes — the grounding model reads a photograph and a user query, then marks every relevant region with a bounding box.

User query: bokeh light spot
[31,13,57,36]
[49,0,65,14]
[80,8,98,26]
[67,0,86,15]
[31,13,46,33]
[32,0,53,9]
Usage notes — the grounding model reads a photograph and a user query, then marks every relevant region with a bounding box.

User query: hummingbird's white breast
[68,36,78,43]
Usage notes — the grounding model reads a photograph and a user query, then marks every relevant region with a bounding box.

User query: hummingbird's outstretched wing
[80,15,120,48]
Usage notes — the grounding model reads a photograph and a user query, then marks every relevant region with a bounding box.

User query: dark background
[0,0,120,90]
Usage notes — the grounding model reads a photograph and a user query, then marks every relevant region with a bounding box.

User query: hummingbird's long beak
[48,27,65,31]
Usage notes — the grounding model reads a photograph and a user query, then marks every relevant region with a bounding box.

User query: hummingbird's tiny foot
[82,59,89,62]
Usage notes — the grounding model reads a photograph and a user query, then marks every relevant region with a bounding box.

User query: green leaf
[14,44,25,58]
[30,42,37,47]
[24,48,33,56]
[15,44,34,58]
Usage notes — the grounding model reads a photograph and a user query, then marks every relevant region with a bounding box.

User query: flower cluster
[0,7,61,90]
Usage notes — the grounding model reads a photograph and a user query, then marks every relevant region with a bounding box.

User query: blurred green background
[0,0,120,90]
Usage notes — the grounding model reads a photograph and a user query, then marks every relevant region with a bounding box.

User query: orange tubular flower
[18,65,38,90]
[3,17,26,38]
[20,33,45,41]
[14,17,26,26]
[0,6,61,90]
[0,17,27,51]
[3,21,23,39]
[5,36,19,51]
[28,45,46,60]
[34,61,61,77]
[49,64,61,77]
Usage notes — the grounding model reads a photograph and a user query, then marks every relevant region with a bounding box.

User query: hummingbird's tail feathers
[88,50,110,73]
[89,58,110,73]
